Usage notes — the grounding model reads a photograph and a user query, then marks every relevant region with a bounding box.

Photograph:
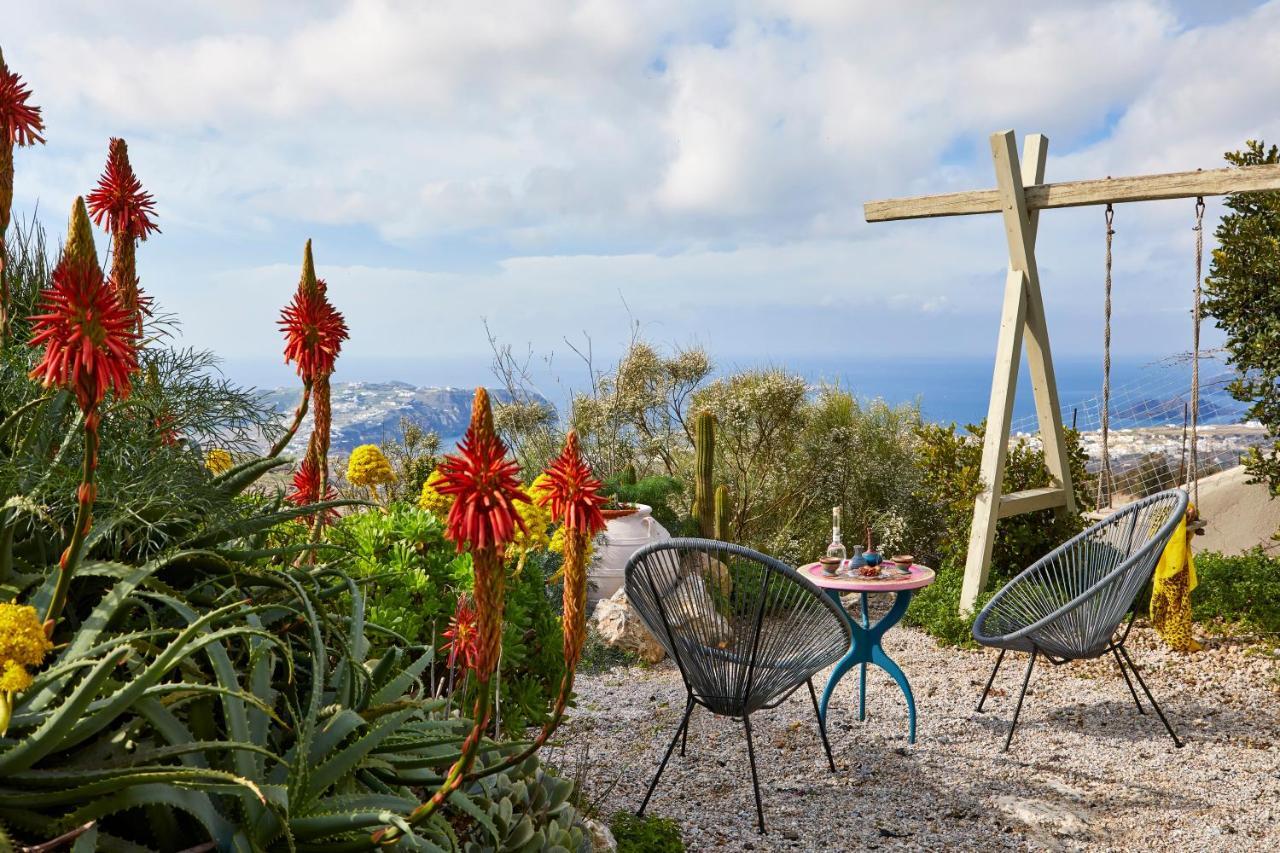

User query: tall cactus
[693,411,716,537]
[714,483,731,541]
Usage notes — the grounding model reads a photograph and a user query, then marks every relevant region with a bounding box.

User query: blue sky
[5,0,1279,391]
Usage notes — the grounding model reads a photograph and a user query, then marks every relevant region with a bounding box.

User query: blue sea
[226,351,1242,432]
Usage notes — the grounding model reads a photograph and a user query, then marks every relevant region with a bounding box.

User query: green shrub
[328,503,567,734]
[610,811,684,853]
[1193,548,1280,635]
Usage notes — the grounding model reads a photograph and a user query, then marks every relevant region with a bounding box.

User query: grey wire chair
[626,538,851,833]
[972,488,1188,750]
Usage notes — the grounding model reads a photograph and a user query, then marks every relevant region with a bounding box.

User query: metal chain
[1099,203,1115,509]
[1189,196,1205,505]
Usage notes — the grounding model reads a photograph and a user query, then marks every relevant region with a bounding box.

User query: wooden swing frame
[865,129,1280,614]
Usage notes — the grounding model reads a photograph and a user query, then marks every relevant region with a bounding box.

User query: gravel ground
[566,619,1279,852]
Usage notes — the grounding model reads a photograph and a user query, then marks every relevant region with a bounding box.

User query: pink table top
[800,561,936,593]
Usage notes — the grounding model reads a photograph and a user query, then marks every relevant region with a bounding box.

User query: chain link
[1099,203,1115,509]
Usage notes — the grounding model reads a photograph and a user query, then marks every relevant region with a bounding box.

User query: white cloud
[2,0,1276,383]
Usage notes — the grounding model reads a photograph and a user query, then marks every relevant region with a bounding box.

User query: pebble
[561,624,1279,851]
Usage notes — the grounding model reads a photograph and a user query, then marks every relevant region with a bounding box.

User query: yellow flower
[0,603,52,669]
[506,474,553,560]
[0,661,33,693]
[205,448,234,475]
[347,444,395,488]
[418,468,453,517]
[549,525,594,564]
[0,603,50,733]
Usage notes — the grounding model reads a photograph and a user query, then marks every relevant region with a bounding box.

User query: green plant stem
[269,380,311,458]
[44,416,98,629]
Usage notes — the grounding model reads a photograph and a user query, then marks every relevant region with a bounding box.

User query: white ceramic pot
[589,504,670,609]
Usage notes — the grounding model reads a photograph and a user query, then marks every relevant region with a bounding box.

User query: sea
[225,351,1245,433]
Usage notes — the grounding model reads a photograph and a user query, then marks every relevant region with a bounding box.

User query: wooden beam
[998,487,1068,519]
[864,162,1280,222]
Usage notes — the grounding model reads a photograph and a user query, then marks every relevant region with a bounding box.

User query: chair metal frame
[626,538,851,833]
[972,488,1188,750]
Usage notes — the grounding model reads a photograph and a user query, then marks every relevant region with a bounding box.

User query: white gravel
[565,622,1280,851]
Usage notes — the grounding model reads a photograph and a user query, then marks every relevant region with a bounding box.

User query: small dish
[891,554,914,569]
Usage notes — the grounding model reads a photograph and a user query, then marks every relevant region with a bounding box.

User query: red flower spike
[86,138,158,241]
[436,388,529,552]
[286,456,339,524]
[442,595,481,671]
[278,279,348,383]
[0,55,44,147]
[27,253,138,411]
[538,430,607,536]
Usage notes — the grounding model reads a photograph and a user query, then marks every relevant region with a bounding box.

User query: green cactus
[713,484,731,541]
[693,411,716,537]
[619,462,638,487]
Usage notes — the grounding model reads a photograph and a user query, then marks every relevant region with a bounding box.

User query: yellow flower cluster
[549,525,594,565]
[347,444,395,487]
[418,468,453,518]
[205,448,234,475]
[0,602,53,732]
[506,474,553,561]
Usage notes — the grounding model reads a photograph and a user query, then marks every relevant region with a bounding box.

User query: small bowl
[819,557,841,576]
[891,554,915,569]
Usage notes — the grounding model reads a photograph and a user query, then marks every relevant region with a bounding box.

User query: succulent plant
[693,411,715,537]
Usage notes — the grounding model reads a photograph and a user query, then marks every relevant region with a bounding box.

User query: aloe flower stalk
[27,198,138,629]
[86,138,159,336]
[469,429,607,782]
[373,388,528,845]
[0,46,45,342]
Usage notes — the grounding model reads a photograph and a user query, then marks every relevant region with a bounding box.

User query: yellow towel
[1149,504,1200,652]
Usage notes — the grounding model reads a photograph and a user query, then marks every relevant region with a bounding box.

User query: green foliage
[1203,139,1280,499]
[328,504,566,735]
[606,474,685,534]
[1193,548,1280,635]
[377,416,441,503]
[904,420,1092,643]
[610,811,684,853]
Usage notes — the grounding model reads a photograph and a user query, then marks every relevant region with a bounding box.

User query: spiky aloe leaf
[183,500,359,550]
[0,768,265,808]
[210,455,291,498]
[302,707,419,808]
[369,649,433,706]
[51,784,252,853]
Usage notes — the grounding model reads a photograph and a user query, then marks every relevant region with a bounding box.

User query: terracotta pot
[601,506,640,520]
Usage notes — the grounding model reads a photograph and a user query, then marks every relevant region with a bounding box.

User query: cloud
[3,0,1276,383]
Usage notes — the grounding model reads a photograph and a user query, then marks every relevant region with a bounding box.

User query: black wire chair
[625,538,851,833]
[972,488,1188,750]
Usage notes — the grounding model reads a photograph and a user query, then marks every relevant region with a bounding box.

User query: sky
[5,0,1279,393]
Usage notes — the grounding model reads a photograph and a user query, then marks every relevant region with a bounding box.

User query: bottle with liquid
[823,506,847,574]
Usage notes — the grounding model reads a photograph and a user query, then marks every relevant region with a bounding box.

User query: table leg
[820,588,861,724]
[858,593,869,722]
[868,590,916,743]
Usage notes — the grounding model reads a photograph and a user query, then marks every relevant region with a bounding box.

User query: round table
[800,562,935,744]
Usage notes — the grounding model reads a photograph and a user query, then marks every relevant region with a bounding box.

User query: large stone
[582,817,617,852]
[593,587,667,663]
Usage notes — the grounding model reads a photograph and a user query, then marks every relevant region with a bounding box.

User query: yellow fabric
[1149,504,1200,652]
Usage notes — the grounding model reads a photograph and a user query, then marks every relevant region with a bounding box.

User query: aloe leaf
[303,707,419,806]
[0,649,124,775]
[210,454,291,497]
[53,784,252,853]
[308,708,366,765]
[369,650,433,706]
[183,500,359,550]
[0,393,52,447]
[0,768,266,808]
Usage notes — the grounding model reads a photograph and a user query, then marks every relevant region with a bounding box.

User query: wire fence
[1010,351,1269,503]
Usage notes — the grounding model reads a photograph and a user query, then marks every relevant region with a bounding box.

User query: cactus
[619,462,638,487]
[714,483,731,541]
[693,411,716,537]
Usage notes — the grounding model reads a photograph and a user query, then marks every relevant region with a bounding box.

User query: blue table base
[818,588,917,743]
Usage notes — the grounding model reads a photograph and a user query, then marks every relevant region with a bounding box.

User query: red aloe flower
[442,595,481,671]
[286,456,339,523]
[537,430,607,535]
[0,56,44,147]
[278,279,349,383]
[85,138,158,241]
[27,252,138,410]
[435,389,529,553]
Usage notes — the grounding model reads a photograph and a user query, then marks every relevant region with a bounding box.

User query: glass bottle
[825,506,847,568]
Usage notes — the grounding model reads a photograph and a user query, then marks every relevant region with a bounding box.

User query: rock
[593,587,667,663]
[995,795,1092,839]
[666,572,734,648]
[582,817,617,852]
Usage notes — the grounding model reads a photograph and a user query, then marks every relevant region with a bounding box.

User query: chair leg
[1003,649,1037,752]
[1118,646,1183,748]
[976,648,1006,713]
[742,714,766,834]
[680,704,694,757]
[638,694,695,817]
[1112,647,1146,715]
[806,678,836,772]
